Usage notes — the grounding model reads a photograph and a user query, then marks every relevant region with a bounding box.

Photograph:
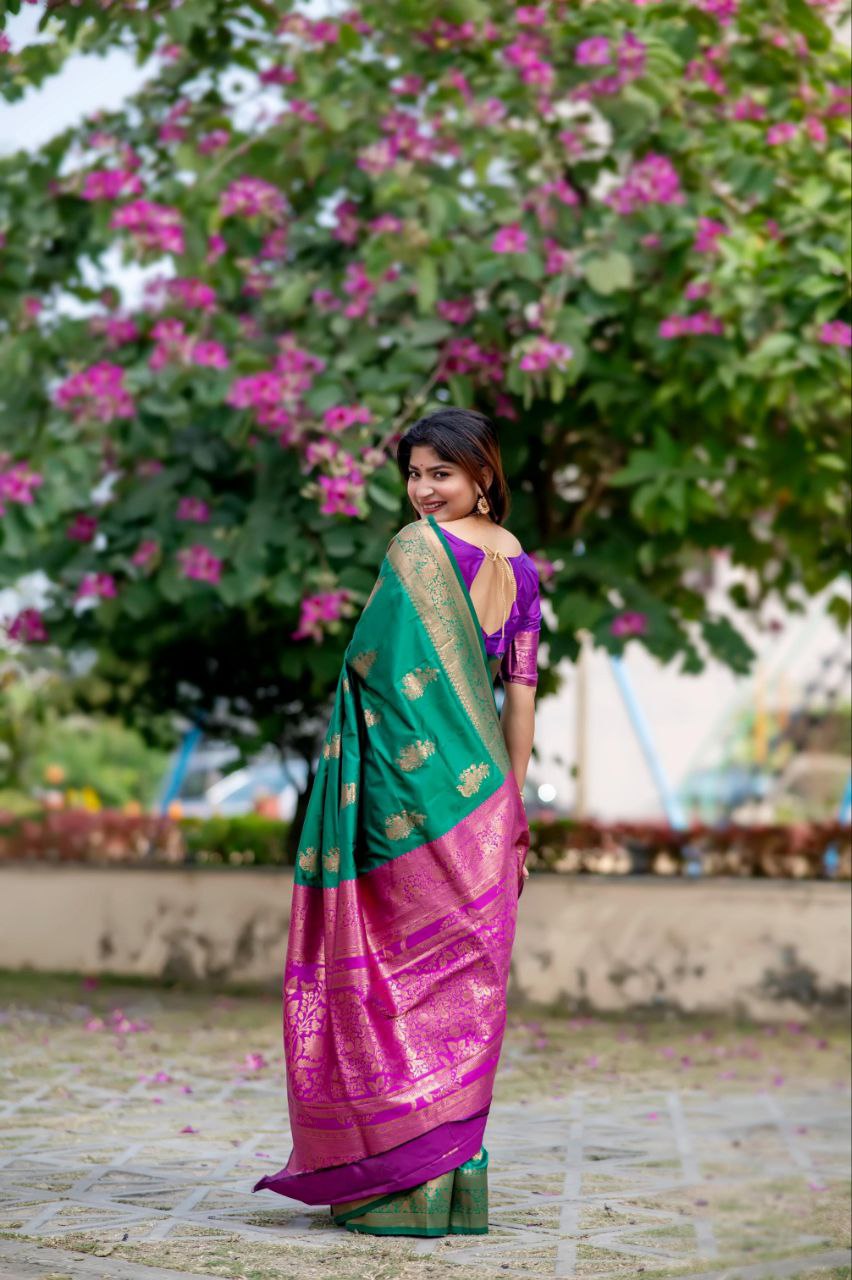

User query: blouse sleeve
[500,559,541,688]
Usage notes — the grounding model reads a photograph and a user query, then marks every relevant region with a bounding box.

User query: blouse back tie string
[468,544,518,652]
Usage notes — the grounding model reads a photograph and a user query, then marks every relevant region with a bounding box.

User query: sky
[1,8,151,154]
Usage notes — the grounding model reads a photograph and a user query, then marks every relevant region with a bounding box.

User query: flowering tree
[1,0,850,774]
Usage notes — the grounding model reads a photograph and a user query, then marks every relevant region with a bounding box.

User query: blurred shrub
[0,810,848,879]
[527,818,851,880]
[180,815,290,866]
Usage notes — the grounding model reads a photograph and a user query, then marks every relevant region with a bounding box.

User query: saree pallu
[253,515,529,1230]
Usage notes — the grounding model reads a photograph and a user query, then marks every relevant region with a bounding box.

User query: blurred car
[167,745,308,820]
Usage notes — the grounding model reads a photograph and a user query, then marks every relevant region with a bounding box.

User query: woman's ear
[481,465,494,491]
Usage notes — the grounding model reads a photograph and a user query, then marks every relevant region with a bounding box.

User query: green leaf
[415,258,438,315]
[269,571,301,605]
[367,481,401,512]
[584,252,634,296]
[318,101,349,133]
[785,0,832,49]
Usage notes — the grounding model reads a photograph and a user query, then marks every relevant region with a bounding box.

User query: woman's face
[406,445,483,521]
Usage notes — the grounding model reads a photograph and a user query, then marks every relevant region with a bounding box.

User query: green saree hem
[332,1148,489,1237]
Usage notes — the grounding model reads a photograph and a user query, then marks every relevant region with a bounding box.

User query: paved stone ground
[0,973,849,1280]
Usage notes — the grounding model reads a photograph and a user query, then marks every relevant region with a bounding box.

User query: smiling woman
[254,408,541,1236]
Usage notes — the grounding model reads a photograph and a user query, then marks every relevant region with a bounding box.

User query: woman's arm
[500,680,536,793]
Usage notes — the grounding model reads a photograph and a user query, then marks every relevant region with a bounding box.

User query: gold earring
[476,493,490,516]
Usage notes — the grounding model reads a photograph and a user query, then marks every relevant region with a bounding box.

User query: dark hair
[396,408,510,524]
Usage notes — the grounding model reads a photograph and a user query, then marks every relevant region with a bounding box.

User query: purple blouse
[440,526,541,687]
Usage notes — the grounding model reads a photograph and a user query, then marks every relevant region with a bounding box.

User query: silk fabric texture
[254,516,529,1206]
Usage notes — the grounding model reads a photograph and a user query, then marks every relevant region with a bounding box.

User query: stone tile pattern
[0,1057,849,1279]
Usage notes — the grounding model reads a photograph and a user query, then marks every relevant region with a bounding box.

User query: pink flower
[6,608,48,644]
[608,154,683,214]
[81,169,143,201]
[659,311,724,338]
[493,392,519,421]
[0,34,13,54]
[261,228,288,259]
[369,214,405,236]
[576,37,611,66]
[176,497,210,523]
[293,589,351,641]
[437,298,475,324]
[110,200,184,255]
[220,177,287,223]
[519,339,573,372]
[192,341,229,369]
[206,233,227,265]
[0,460,43,513]
[805,115,828,143]
[731,96,766,121]
[259,64,298,87]
[357,137,400,177]
[167,278,217,312]
[515,5,547,24]
[698,0,738,20]
[89,314,139,348]
[766,122,798,145]
[492,223,528,254]
[243,1052,268,1071]
[132,539,159,569]
[55,362,135,423]
[342,262,377,318]
[611,611,648,638]
[820,320,852,347]
[332,199,361,246]
[694,217,727,254]
[77,573,118,601]
[440,338,505,385]
[158,98,191,145]
[149,318,193,370]
[178,545,222,584]
[312,288,340,312]
[198,129,230,154]
[306,440,339,467]
[323,404,373,433]
[318,473,363,517]
[391,73,424,96]
[67,514,98,543]
[543,239,573,275]
[524,179,580,229]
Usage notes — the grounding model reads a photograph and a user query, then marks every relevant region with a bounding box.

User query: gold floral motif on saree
[384,809,427,840]
[297,846,319,875]
[340,781,358,808]
[322,846,340,874]
[322,732,341,759]
[400,665,439,700]
[363,707,381,728]
[456,762,491,798]
[396,739,436,772]
[350,649,378,678]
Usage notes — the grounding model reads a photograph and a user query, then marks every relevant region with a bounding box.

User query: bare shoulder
[440,516,523,557]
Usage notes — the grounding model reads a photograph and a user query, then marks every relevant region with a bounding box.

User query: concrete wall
[1,865,849,1020]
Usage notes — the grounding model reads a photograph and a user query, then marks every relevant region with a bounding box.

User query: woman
[254,407,540,1236]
